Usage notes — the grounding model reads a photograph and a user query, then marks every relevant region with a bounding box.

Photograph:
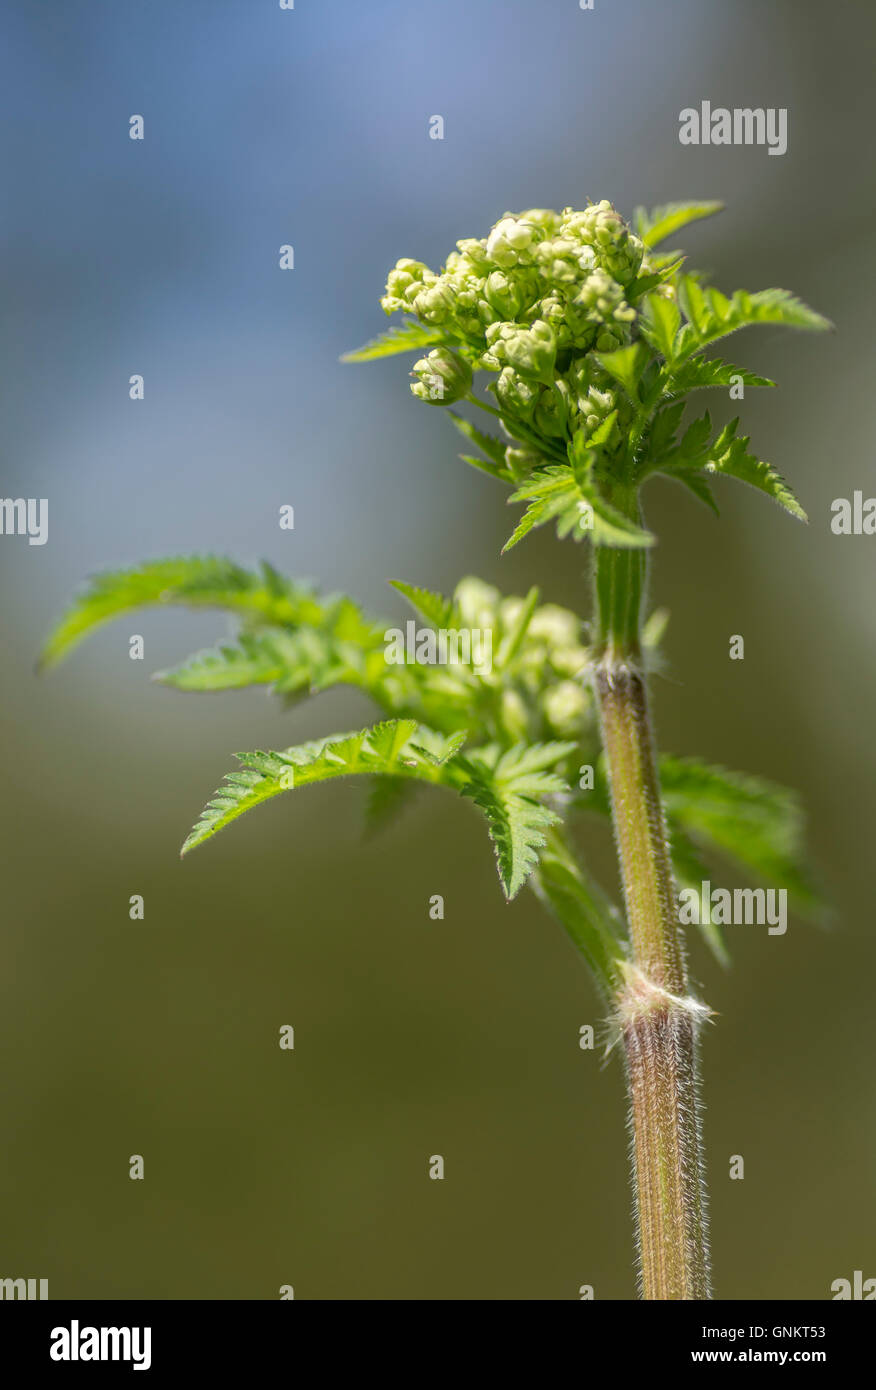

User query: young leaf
[675,278,832,359]
[459,742,575,899]
[664,356,776,395]
[40,557,325,669]
[504,466,655,553]
[389,579,460,632]
[155,630,308,693]
[634,201,725,249]
[646,400,686,461]
[447,412,508,467]
[181,720,460,856]
[703,419,807,522]
[341,320,449,362]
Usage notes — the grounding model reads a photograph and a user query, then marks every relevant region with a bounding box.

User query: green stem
[592,494,711,1300]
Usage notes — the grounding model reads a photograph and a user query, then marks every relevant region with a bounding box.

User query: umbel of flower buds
[381,201,648,461]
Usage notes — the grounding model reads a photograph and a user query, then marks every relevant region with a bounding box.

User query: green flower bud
[519,208,562,235]
[579,385,618,435]
[484,319,556,380]
[456,237,491,270]
[410,348,473,405]
[411,277,457,325]
[506,318,556,380]
[573,270,636,351]
[492,366,539,418]
[381,258,433,315]
[533,379,570,438]
[485,215,535,268]
[484,268,534,319]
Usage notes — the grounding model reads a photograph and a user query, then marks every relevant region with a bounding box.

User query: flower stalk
[594,536,711,1299]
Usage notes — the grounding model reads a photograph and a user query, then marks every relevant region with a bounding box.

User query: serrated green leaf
[459,453,515,484]
[341,320,449,362]
[634,201,725,249]
[40,556,325,670]
[646,400,686,461]
[459,742,574,898]
[181,719,457,855]
[389,579,460,631]
[665,356,776,395]
[704,419,806,521]
[626,258,685,302]
[504,466,655,553]
[669,471,721,516]
[675,279,832,359]
[155,630,308,693]
[447,412,507,466]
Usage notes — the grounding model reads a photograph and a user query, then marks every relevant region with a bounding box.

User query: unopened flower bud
[410,348,472,405]
[411,278,457,325]
[492,366,538,419]
[381,259,433,315]
[485,319,556,381]
[486,216,535,268]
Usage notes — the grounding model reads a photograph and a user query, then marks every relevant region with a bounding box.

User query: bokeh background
[1,0,874,1299]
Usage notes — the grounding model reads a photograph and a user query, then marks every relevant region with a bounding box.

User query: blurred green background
[1,0,874,1298]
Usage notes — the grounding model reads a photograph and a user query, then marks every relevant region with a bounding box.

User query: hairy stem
[593,512,711,1300]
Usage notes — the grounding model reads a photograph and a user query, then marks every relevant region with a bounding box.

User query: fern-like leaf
[646,412,806,521]
[459,742,575,899]
[340,321,449,362]
[664,356,776,395]
[504,466,655,553]
[181,720,463,856]
[675,278,832,360]
[634,201,725,249]
[388,580,460,631]
[40,557,326,669]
